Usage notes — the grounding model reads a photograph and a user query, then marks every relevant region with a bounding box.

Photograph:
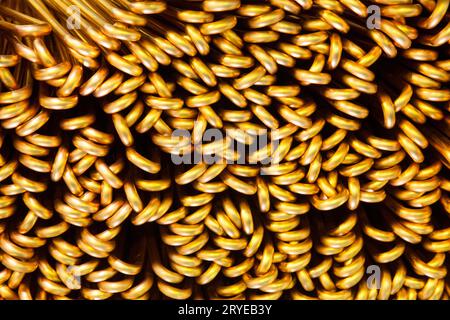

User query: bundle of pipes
[0,0,449,300]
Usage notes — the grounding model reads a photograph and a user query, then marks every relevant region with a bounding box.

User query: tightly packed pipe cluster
[0,0,449,300]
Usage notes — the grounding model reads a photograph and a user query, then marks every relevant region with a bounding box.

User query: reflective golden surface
[0,0,449,300]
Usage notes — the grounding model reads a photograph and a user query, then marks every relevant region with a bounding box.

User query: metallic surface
[0,0,449,300]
